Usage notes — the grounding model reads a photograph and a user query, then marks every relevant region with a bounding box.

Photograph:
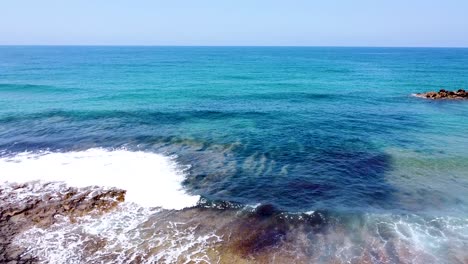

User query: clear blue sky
[1,0,467,47]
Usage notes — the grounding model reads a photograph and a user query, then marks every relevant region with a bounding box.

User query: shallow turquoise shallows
[1,46,467,217]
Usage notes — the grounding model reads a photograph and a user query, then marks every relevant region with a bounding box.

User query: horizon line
[0,44,468,49]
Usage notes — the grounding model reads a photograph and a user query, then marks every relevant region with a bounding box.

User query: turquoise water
[1,46,468,262]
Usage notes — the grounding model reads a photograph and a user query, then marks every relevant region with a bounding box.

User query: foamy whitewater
[0,149,200,210]
[12,204,224,263]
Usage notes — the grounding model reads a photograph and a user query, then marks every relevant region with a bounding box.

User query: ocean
[0,46,467,263]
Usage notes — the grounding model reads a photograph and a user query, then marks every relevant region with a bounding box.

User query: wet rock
[416,88,468,99]
[0,182,125,263]
[303,210,328,227]
[255,204,278,218]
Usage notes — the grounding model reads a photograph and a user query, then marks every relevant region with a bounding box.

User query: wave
[0,83,75,93]
[0,148,200,210]
[0,109,270,124]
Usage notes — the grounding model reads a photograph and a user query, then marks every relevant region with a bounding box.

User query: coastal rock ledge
[0,182,126,263]
[415,89,468,99]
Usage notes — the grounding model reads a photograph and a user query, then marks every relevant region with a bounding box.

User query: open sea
[0,46,467,263]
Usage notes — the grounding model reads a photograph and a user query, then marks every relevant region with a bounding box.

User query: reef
[415,89,468,99]
[0,182,125,263]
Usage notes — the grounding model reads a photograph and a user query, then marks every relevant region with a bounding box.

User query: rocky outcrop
[415,89,468,99]
[0,182,125,263]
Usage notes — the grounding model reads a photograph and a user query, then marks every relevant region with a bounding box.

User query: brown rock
[0,182,126,263]
[416,89,468,100]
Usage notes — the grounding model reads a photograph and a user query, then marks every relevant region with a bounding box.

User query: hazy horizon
[1,44,468,48]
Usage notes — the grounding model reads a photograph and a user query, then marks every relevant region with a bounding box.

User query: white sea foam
[0,148,200,210]
[13,203,223,264]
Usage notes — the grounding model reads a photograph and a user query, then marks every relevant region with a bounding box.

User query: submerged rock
[415,89,468,99]
[0,182,125,263]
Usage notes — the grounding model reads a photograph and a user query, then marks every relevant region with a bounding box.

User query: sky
[1,0,467,47]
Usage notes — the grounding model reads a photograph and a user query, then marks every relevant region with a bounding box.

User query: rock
[456,89,467,98]
[0,182,126,263]
[416,89,468,100]
[425,92,437,98]
[255,204,278,218]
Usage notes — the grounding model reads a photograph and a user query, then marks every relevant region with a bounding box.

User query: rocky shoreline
[0,182,125,263]
[415,89,467,99]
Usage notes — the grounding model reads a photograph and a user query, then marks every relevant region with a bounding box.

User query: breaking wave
[0,148,200,210]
